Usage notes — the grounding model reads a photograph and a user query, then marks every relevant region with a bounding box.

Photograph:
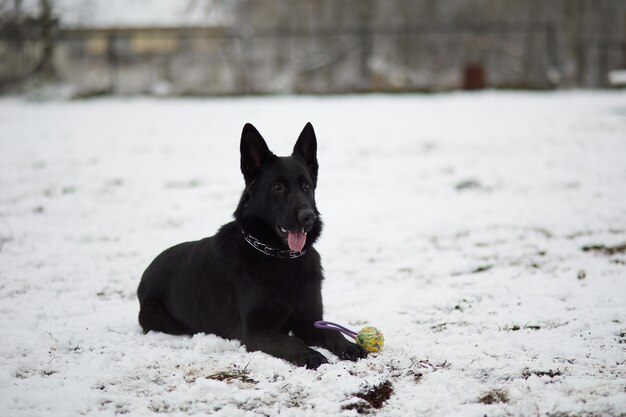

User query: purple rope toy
[314,320,358,337]
[314,320,384,353]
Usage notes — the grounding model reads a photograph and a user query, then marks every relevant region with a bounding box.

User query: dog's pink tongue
[287,230,307,252]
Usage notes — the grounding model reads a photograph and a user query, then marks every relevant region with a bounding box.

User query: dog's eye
[303,183,311,191]
[271,182,283,191]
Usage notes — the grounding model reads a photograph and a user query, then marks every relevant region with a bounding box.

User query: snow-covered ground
[0,91,625,416]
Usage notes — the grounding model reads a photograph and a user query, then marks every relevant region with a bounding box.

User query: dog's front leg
[293,315,367,362]
[288,283,367,362]
[242,330,328,369]
[289,291,367,361]
[240,302,329,369]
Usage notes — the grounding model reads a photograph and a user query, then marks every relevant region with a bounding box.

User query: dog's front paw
[334,341,367,361]
[294,348,329,369]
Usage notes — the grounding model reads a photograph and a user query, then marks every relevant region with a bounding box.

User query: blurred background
[1,0,625,98]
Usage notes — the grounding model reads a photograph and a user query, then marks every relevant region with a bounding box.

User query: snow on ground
[0,91,625,417]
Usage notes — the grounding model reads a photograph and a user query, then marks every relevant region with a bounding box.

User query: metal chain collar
[242,231,307,259]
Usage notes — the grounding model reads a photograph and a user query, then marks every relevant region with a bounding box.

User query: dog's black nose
[298,208,316,231]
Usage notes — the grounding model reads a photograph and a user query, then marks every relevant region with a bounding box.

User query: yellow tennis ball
[356,326,384,353]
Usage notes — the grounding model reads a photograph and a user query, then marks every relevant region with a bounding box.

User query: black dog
[137,123,366,368]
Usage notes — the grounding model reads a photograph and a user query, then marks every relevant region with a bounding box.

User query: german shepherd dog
[137,123,366,368]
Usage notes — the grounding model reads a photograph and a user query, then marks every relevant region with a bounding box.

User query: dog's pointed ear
[293,122,318,183]
[240,123,272,185]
